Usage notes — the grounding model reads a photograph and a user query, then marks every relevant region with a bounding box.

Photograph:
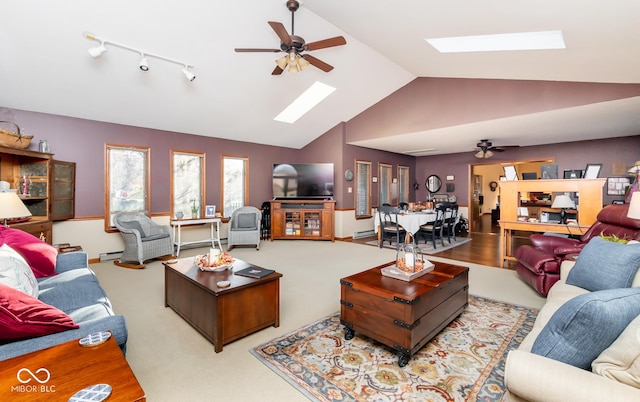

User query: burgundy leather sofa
[514,204,640,296]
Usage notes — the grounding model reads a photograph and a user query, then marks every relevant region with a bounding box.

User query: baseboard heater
[353,230,374,239]
[99,251,123,262]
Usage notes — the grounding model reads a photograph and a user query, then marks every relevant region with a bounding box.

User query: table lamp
[628,192,640,220]
[551,194,575,224]
[0,181,32,227]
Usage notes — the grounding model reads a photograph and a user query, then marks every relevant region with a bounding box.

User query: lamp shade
[628,192,640,220]
[551,194,575,209]
[0,191,32,223]
[627,161,640,174]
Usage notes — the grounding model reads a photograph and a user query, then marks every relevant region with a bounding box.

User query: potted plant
[191,199,199,219]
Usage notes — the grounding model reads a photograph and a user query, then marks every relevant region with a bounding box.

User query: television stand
[270,200,335,241]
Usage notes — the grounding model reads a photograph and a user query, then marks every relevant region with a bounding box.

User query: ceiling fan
[475,139,519,159]
[234,0,346,75]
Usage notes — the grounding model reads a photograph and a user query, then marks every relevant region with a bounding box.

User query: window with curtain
[222,155,249,218]
[379,163,392,206]
[355,160,371,218]
[104,144,150,231]
[171,150,205,219]
[398,165,410,204]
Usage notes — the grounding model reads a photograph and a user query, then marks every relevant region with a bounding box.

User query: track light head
[182,66,195,81]
[88,42,107,58]
[139,55,149,71]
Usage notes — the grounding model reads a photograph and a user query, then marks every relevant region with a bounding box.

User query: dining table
[373,210,439,235]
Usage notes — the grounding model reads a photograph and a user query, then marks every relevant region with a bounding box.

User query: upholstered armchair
[114,212,174,268]
[514,204,640,296]
[227,206,262,251]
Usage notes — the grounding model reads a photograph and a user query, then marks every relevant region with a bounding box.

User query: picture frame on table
[583,163,602,179]
[205,205,216,218]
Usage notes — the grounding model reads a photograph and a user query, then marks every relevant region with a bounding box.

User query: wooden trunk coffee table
[164,257,282,352]
[340,261,469,367]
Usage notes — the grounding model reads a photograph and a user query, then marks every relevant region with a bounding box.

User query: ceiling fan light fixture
[298,56,310,70]
[288,59,300,73]
[276,55,288,70]
[475,150,494,159]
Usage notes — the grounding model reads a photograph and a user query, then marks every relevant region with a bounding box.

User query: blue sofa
[0,251,127,360]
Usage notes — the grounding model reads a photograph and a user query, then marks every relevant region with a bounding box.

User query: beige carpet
[89,240,546,401]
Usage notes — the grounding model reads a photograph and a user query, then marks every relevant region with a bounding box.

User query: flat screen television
[272,163,334,199]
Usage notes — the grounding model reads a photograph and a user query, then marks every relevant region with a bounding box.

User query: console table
[170,217,222,256]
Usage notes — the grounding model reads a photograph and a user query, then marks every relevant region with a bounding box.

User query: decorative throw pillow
[592,315,640,387]
[0,244,39,298]
[0,226,58,278]
[566,236,640,291]
[531,287,640,370]
[0,283,78,341]
[237,213,256,229]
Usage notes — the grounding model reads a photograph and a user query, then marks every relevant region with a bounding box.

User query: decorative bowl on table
[194,252,235,272]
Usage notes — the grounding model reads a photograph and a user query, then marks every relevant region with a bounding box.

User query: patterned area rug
[251,295,537,402]
[365,237,472,254]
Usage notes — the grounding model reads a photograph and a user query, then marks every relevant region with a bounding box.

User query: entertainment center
[270,199,335,241]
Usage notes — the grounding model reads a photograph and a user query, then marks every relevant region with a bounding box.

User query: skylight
[426,30,566,53]
[274,81,336,124]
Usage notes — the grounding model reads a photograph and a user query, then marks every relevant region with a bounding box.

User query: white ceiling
[1,1,639,156]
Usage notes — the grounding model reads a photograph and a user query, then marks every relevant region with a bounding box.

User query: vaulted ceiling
[1,1,639,156]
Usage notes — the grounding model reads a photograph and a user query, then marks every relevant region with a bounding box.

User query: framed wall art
[606,177,631,196]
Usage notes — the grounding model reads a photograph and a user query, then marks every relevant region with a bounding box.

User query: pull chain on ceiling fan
[234,0,347,75]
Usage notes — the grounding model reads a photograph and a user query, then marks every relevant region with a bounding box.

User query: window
[171,150,205,219]
[222,155,249,217]
[355,160,371,218]
[105,144,150,231]
[398,165,410,204]
[379,163,392,206]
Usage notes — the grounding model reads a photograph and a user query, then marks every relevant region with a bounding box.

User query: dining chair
[442,203,459,243]
[418,204,446,249]
[378,205,406,249]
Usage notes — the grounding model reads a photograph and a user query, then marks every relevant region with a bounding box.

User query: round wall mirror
[425,175,442,193]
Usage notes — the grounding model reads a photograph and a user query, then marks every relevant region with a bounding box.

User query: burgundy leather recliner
[514,204,640,296]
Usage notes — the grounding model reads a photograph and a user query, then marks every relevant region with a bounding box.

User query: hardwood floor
[351,214,529,269]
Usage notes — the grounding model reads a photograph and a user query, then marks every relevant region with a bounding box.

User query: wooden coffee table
[164,257,282,352]
[340,260,469,366]
[0,333,145,401]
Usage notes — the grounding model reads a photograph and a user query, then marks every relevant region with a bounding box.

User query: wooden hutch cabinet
[270,199,335,241]
[0,145,75,243]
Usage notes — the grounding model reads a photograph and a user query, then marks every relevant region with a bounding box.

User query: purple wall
[3,107,638,218]
[415,136,640,207]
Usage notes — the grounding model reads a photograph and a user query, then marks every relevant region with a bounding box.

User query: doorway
[468,158,554,233]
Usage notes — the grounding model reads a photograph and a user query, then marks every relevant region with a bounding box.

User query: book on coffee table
[235,266,275,278]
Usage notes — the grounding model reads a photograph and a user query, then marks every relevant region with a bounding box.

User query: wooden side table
[0,334,145,401]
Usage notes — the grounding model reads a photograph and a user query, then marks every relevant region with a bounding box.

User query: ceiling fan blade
[302,54,333,72]
[268,21,292,45]
[272,65,284,75]
[304,36,347,51]
[492,145,520,152]
[235,48,282,53]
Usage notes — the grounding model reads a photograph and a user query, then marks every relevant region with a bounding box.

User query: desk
[499,220,590,267]
[373,211,438,234]
[170,218,222,256]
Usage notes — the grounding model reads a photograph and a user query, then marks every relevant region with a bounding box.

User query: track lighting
[139,54,149,71]
[83,32,195,81]
[182,66,195,81]
[88,41,107,58]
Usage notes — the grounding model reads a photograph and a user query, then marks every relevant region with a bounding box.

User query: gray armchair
[227,206,262,251]
[114,212,174,268]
